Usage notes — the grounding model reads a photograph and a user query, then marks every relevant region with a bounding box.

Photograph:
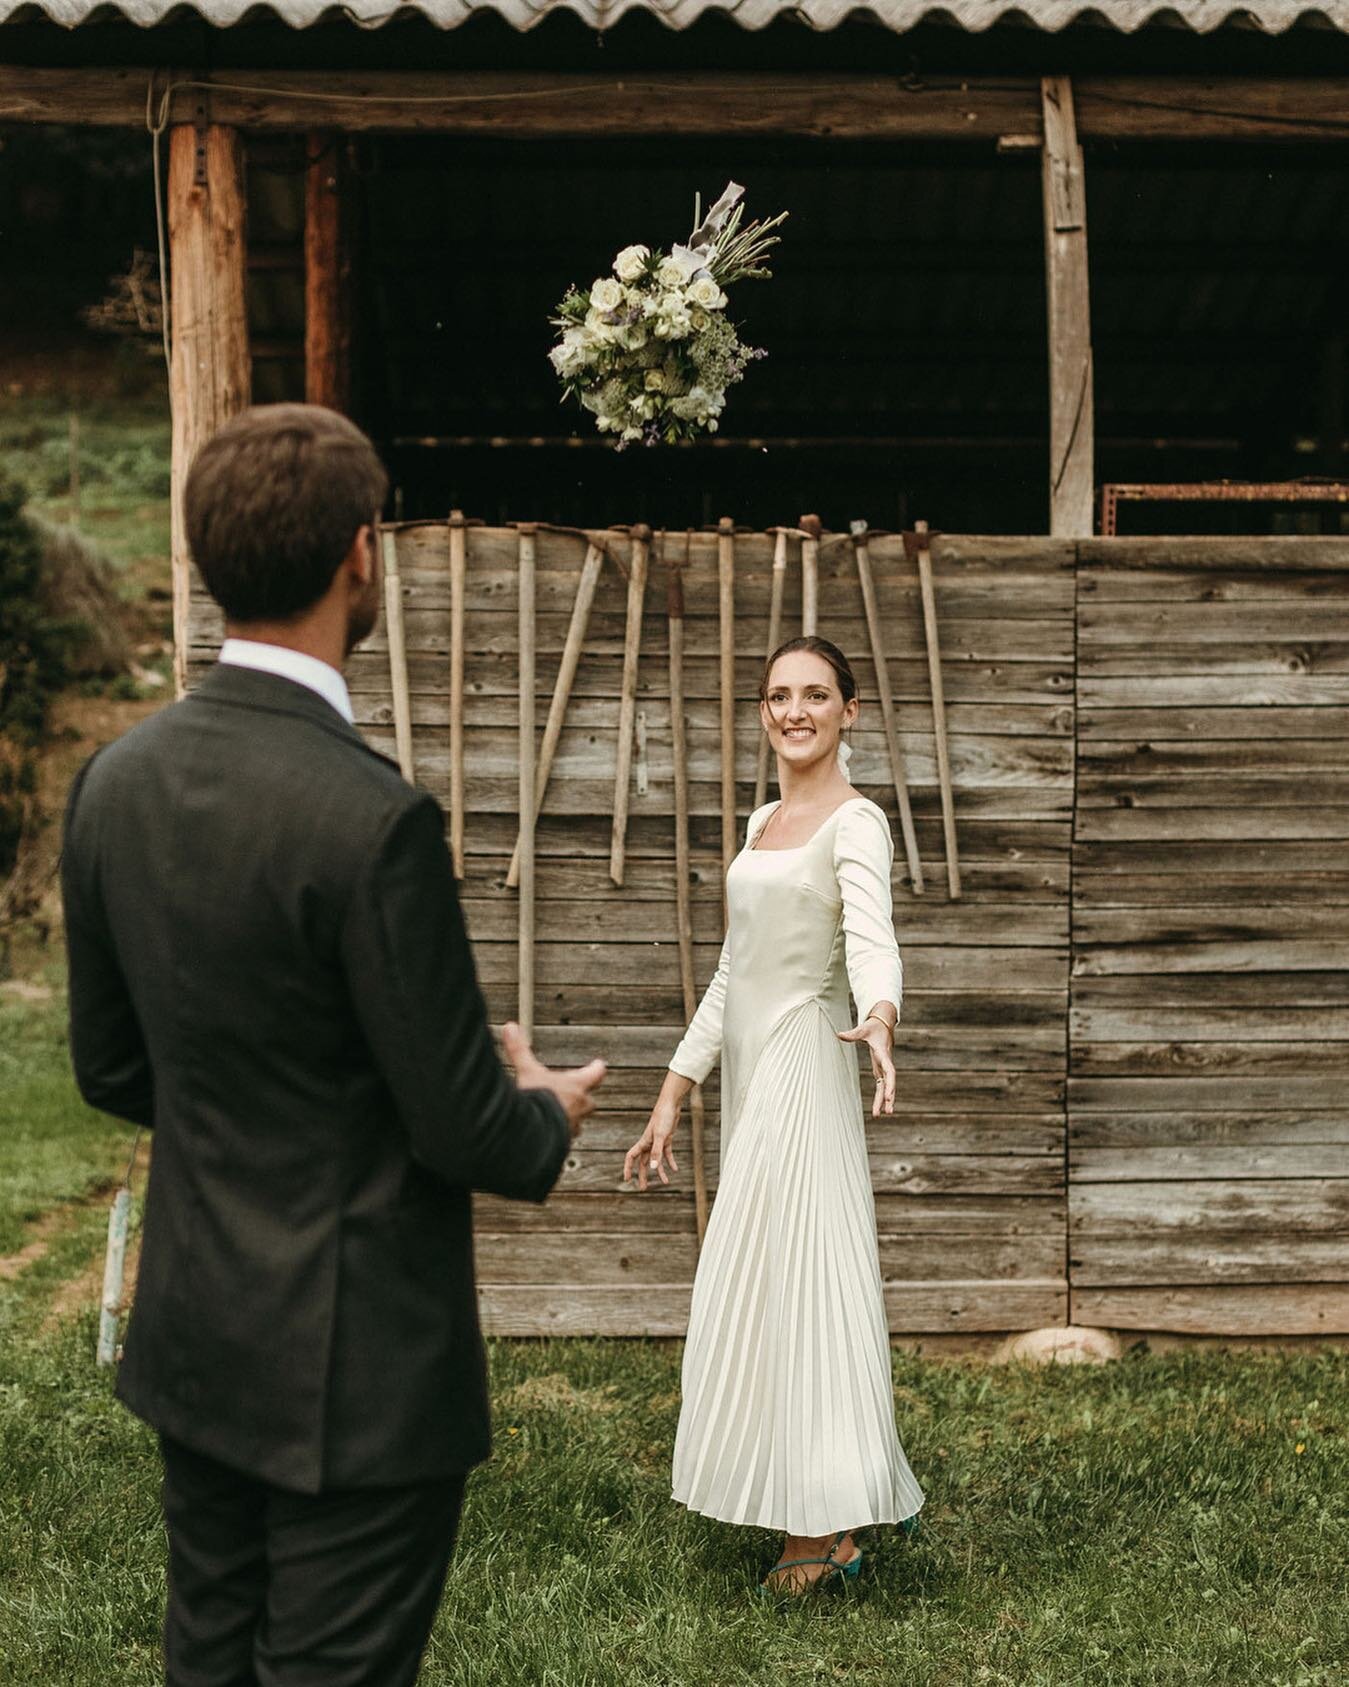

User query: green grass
[1,997,1346,1686]
[0,392,170,604]
[0,981,132,1255]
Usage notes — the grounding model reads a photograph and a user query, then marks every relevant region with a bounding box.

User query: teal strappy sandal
[758,1530,863,1596]
[900,1513,921,1541]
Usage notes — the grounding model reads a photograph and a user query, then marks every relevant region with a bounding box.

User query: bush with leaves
[0,478,79,940]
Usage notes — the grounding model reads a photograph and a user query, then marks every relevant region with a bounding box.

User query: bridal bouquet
[549,182,787,448]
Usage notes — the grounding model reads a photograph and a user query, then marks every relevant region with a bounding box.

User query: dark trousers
[159,1435,466,1687]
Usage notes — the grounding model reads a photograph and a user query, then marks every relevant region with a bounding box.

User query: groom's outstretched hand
[500,1022,605,1140]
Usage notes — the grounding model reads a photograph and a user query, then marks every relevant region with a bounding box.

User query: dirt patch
[42,1229,142,1331]
[0,1136,148,1285]
[0,1192,104,1281]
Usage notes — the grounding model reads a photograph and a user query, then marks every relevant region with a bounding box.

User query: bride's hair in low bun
[759,636,859,705]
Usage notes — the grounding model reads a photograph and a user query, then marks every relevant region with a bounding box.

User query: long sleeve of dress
[833,801,903,1024]
[667,933,731,1085]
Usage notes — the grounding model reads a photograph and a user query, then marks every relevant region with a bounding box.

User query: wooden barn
[3,1,1348,1348]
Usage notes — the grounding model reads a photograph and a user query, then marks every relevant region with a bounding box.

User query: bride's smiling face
[760,650,858,771]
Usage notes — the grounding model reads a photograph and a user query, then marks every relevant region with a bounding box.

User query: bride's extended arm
[623,931,731,1190]
[834,802,903,1115]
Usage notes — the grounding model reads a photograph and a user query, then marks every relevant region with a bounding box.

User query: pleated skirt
[670,997,926,1537]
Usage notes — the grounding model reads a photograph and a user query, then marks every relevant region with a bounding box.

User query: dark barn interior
[243,130,1349,534]
[3,11,1347,536]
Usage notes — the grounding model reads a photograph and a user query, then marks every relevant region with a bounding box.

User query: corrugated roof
[5,0,1349,33]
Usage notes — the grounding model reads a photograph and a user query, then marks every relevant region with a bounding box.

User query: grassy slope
[1,992,1345,1686]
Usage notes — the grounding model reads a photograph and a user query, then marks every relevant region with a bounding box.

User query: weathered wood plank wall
[189,524,1074,1336]
[1070,538,1349,1338]
[187,527,1349,1338]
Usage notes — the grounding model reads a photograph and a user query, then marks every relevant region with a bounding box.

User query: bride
[624,635,925,1595]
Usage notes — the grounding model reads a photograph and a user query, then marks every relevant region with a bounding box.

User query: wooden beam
[169,122,250,698]
[7,71,1349,141]
[304,131,351,413]
[1041,77,1094,541]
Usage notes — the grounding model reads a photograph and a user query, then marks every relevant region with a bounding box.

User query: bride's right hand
[623,1101,680,1191]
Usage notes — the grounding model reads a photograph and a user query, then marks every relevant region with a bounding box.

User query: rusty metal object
[1099,479,1349,537]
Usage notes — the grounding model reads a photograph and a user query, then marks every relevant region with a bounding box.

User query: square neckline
[747,794,869,854]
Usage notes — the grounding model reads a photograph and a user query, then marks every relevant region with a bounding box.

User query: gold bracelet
[864,1012,896,1037]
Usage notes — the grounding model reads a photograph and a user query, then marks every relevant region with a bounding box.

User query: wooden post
[717,518,737,916]
[516,526,537,1041]
[799,513,820,636]
[610,525,650,887]
[1041,76,1094,538]
[911,520,961,899]
[850,521,924,895]
[669,558,709,1247]
[447,510,467,879]
[169,122,250,697]
[753,528,789,810]
[379,527,414,782]
[507,541,604,889]
[96,1186,131,1367]
[304,130,351,413]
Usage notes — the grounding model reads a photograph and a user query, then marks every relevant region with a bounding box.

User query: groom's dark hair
[185,404,389,623]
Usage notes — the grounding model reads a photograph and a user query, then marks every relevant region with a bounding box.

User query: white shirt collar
[218,638,355,725]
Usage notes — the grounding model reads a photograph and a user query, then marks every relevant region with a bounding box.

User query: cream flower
[687,275,728,311]
[548,328,594,379]
[584,307,622,346]
[644,368,666,393]
[589,276,624,313]
[656,257,687,290]
[652,299,692,341]
[614,244,650,283]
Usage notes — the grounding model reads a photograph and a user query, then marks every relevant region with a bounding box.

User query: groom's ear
[352,523,376,584]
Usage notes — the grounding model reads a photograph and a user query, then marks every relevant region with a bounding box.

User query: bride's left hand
[837,1017,896,1116]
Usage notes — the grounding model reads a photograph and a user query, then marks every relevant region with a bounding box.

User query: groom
[60,404,605,1685]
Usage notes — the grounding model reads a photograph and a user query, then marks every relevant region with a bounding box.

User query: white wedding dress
[667,795,925,1537]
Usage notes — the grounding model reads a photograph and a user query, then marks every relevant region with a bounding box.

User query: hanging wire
[145,69,173,388]
[121,1128,143,1191]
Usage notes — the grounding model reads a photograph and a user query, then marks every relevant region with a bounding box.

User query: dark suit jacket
[61,662,571,1493]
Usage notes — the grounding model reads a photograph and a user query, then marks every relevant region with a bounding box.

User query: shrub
[0,479,82,950]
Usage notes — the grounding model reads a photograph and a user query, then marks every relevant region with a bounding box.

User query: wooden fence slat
[478,1279,1069,1338]
[1069,1235,1349,1287]
[476,1230,1067,1285]
[1069,1285,1349,1337]
[1069,1179,1349,1233]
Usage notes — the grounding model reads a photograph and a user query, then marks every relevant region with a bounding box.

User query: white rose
[656,258,687,290]
[590,276,624,313]
[644,368,666,393]
[689,307,710,332]
[614,244,650,283]
[653,300,692,341]
[549,326,596,378]
[687,275,727,311]
[585,307,621,346]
